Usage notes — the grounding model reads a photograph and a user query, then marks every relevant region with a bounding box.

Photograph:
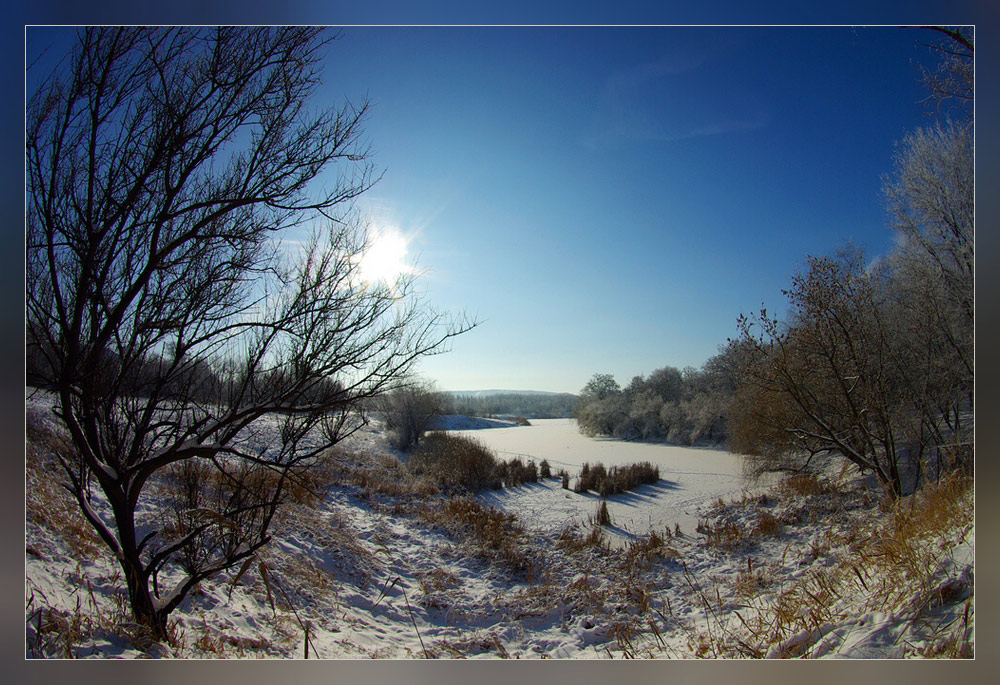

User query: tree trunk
[121,551,169,640]
[113,497,170,640]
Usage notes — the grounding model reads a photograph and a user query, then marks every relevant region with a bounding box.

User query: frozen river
[453,418,768,540]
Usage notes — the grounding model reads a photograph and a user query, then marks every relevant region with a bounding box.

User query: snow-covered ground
[24,394,974,659]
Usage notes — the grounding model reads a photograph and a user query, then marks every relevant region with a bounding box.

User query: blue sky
[312,26,945,393]
[23,25,954,394]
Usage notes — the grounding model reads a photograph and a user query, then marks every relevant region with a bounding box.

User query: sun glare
[357,226,413,285]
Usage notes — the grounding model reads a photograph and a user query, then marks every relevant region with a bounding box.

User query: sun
[357,226,414,286]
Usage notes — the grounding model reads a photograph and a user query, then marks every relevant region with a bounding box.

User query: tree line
[574,348,740,446]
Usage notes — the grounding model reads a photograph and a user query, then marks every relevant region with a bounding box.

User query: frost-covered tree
[883,121,974,354]
[26,27,472,638]
[628,389,665,440]
[579,373,621,402]
[646,365,684,404]
[918,26,974,123]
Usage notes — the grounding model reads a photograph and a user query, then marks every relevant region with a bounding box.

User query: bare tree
[733,250,910,496]
[377,379,446,452]
[26,27,473,638]
[733,241,973,496]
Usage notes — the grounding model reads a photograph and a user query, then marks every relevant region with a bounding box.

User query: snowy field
[25,392,974,659]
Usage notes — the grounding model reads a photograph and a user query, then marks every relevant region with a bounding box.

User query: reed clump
[573,461,660,496]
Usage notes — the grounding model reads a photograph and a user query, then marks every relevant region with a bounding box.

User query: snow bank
[427,415,519,430]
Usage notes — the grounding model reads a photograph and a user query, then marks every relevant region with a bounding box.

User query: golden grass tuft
[752,510,782,537]
[593,500,612,527]
[697,518,745,551]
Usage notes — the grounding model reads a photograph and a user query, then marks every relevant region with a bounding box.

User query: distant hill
[446,389,577,398]
[444,390,578,419]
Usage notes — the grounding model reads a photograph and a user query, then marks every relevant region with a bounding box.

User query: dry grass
[417,566,460,595]
[727,472,974,659]
[327,449,439,499]
[733,564,773,599]
[407,433,503,493]
[25,570,170,658]
[621,530,677,571]
[188,616,274,657]
[414,496,533,577]
[555,524,606,553]
[25,410,105,560]
[26,596,94,659]
[864,473,974,614]
[776,473,838,497]
[697,518,745,551]
[564,569,608,616]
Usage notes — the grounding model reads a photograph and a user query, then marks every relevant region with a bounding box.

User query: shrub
[378,384,445,452]
[560,469,570,489]
[406,433,502,493]
[539,460,552,479]
[325,450,439,498]
[753,510,782,537]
